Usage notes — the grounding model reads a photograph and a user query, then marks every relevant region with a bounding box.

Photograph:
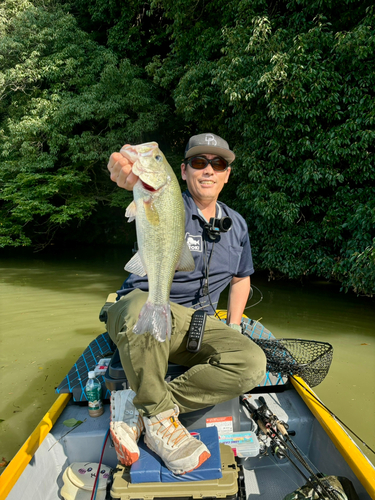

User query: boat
[0,295,374,500]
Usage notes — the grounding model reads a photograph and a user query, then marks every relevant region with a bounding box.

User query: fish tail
[133,301,172,342]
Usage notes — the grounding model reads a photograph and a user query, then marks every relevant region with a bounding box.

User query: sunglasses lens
[211,158,228,171]
[190,157,208,169]
[188,157,228,171]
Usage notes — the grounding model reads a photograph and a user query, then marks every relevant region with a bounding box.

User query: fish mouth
[141,180,158,192]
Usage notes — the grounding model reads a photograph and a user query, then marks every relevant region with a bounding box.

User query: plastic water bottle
[85,371,104,417]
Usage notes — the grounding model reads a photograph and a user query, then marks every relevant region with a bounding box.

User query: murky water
[0,245,374,471]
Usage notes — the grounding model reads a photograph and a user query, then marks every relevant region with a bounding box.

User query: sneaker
[143,405,211,475]
[110,389,144,466]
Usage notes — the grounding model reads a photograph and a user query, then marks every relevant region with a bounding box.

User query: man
[106,133,266,475]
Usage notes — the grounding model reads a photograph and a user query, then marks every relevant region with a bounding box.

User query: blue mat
[56,332,113,402]
[130,426,222,483]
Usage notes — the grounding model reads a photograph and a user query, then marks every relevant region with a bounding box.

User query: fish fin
[176,240,195,272]
[124,252,147,277]
[144,200,160,226]
[133,302,171,342]
[125,200,137,222]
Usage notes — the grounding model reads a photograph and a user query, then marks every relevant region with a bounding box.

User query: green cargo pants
[106,289,266,417]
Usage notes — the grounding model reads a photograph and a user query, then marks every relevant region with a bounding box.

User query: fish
[121,142,195,342]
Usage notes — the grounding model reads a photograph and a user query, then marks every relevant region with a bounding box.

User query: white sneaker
[110,389,144,465]
[143,405,211,475]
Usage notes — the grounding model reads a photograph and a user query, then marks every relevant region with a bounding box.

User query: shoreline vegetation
[0,0,374,296]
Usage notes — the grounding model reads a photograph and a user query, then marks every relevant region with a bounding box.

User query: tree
[1,0,374,295]
[150,0,375,295]
[0,0,168,247]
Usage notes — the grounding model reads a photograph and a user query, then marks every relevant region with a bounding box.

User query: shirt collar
[183,190,221,222]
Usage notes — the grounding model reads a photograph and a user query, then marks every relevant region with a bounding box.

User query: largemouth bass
[122,142,195,342]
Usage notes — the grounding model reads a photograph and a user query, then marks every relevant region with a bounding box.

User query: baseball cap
[184,133,235,164]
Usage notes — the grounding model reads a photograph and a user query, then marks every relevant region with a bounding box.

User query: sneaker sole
[110,422,140,466]
[183,450,211,474]
[110,390,144,466]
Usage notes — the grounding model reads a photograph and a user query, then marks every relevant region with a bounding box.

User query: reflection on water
[0,245,374,469]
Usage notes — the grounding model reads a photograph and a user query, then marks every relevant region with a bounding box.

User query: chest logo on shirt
[185,233,203,252]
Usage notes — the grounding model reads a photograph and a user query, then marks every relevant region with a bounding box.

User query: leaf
[0,457,9,467]
[63,418,83,428]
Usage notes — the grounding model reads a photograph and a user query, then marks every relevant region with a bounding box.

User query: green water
[0,245,374,471]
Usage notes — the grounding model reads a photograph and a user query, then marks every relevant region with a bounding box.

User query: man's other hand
[107,144,139,190]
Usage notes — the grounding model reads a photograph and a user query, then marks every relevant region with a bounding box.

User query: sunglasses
[184,156,229,172]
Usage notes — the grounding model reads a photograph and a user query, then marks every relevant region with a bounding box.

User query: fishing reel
[271,442,288,460]
[204,216,232,241]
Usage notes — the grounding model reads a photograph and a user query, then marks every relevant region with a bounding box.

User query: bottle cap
[88,371,95,379]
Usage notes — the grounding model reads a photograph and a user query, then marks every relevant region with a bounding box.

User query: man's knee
[236,342,267,394]
[106,289,148,343]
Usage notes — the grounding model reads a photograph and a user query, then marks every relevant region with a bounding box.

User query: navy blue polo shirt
[117,190,254,314]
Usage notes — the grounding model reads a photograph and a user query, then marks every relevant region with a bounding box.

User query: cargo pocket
[228,245,243,275]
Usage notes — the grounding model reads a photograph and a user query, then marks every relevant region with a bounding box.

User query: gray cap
[184,133,235,164]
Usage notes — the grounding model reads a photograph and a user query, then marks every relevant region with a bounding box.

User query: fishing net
[242,324,333,387]
[252,338,333,387]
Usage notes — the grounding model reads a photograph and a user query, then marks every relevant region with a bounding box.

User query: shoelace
[152,414,190,447]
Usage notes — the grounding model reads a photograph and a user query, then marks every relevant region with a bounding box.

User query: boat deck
[7,386,370,500]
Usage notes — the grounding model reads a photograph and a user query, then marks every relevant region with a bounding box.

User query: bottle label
[86,386,102,411]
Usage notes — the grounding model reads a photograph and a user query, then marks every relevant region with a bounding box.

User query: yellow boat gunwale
[291,375,375,499]
[0,393,71,500]
[2,381,374,500]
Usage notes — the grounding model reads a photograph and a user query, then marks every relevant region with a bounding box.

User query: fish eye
[155,155,163,162]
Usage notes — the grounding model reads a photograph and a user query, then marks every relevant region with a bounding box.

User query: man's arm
[226,276,251,326]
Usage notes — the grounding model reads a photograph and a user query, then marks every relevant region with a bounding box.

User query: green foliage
[338,240,375,296]
[152,0,375,295]
[1,0,374,295]
[0,0,168,247]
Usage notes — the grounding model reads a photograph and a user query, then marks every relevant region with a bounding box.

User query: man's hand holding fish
[108,145,139,190]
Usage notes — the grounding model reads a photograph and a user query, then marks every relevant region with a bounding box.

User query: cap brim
[185,146,235,164]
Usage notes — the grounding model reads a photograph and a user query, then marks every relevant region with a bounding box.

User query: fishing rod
[243,284,263,310]
[240,395,344,500]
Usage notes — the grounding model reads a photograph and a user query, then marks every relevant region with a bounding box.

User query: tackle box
[110,443,241,500]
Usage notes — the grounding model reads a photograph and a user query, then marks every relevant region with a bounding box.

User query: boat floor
[7,386,370,500]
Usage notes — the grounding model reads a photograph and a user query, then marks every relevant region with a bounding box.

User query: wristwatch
[228,323,242,333]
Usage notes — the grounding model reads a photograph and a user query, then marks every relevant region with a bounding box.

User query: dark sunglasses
[184,156,229,172]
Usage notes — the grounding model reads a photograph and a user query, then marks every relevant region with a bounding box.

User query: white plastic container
[218,431,260,458]
[61,462,111,500]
